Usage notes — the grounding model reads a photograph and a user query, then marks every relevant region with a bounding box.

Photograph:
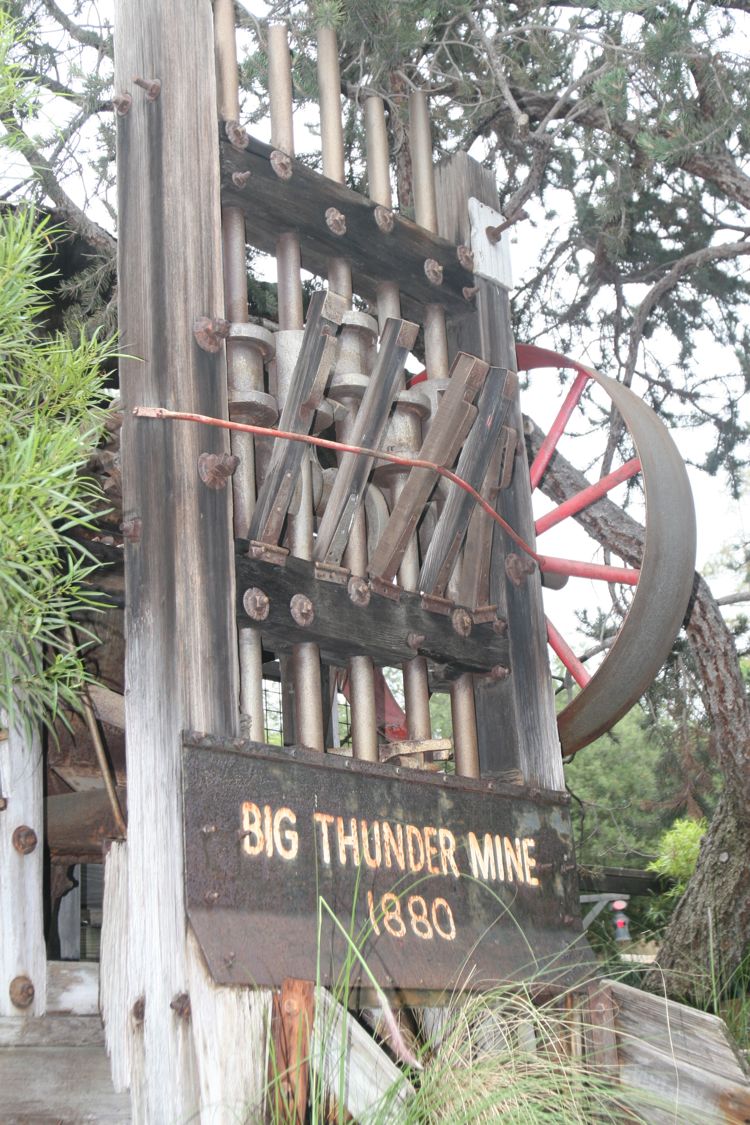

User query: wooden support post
[583,981,620,1078]
[0,710,46,1018]
[108,2,268,1118]
[270,978,315,1124]
[436,152,564,791]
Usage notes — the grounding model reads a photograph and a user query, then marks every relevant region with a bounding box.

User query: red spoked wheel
[516,344,696,758]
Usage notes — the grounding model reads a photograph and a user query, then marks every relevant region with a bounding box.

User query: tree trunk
[527,422,750,991]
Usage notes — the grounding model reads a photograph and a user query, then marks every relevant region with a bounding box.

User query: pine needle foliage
[0,11,114,736]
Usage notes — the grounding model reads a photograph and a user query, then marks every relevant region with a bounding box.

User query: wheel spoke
[529,371,590,490]
[535,458,642,536]
[546,617,591,689]
[539,556,640,585]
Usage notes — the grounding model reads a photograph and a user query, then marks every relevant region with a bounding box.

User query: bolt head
[347,576,370,607]
[198,451,240,489]
[407,632,425,651]
[374,205,394,233]
[0,796,7,812]
[243,587,270,621]
[424,258,444,285]
[193,316,231,354]
[270,149,293,180]
[325,207,347,236]
[451,607,473,637]
[132,996,145,1023]
[9,976,34,1009]
[290,593,314,627]
[12,825,38,855]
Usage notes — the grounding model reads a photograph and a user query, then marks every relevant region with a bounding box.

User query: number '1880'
[367,890,456,941]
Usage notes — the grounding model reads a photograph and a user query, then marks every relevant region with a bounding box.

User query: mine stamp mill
[2,1,698,1121]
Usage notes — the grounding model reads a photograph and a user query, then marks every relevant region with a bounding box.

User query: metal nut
[270,150,293,180]
[462,285,479,301]
[225,119,249,149]
[12,825,38,855]
[347,576,370,607]
[112,93,132,116]
[325,207,346,236]
[243,587,270,621]
[170,992,191,1021]
[231,170,251,189]
[424,258,444,286]
[451,607,473,637]
[0,796,7,812]
[505,552,536,587]
[133,76,161,101]
[193,316,230,353]
[374,205,394,233]
[197,452,239,490]
[457,244,474,271]
[290,593,314,627]
[488,664,510,681]
[204,890,220,905]
[9,976,34,1009]
[407,632,425,651]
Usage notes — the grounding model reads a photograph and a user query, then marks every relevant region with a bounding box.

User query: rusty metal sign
[183,733,592,1000]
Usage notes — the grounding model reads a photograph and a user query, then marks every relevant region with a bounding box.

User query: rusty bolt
[198,451,240,490]
[488,664,510,681]
[193,315,230,353]
[133,76,161,101]
[451,607,473,637]
[200,824,217,836]
[492,617,508,636]
[243,587,270,621]
[325,207,346,236]
[505,552,536,587]
[225,119,249,149]
[457,244,474,271]
[290,593,314,627]
[112,93,132,116]
[462,285,480,301]
[120,517,142,543]
[374,205,395,233]
[424,258,444,286]
[12,825,38,855]
[231,170,252,189]
[282,996,300,1017]
[270,150,293,180]
[132,996,145,1024]
[9,976,34,1010]
[170,992,191,1021]
[347,576,370,607]
[0,796,7,812]
[204,890,220,906]
[407,632,425,651]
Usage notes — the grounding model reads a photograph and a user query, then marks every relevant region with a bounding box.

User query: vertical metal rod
[269,23,325,751]
[215,0,264,741]
[365,96,432,745]
[318,27,378,763]
[409,90,479,776]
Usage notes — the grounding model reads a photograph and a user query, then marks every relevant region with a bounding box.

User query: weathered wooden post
[102,1,269,1117]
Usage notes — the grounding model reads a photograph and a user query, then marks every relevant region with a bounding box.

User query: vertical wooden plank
[583,981,620,1078]
[270,977,315,1124]
[435,152,564,791]
[0,711,46,1018]
[113,1,241,1118]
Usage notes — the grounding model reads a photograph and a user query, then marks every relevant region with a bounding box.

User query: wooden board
[220,134,473,320]
[0,1043,131,1123]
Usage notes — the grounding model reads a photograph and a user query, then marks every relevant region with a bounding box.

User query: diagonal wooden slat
[248,290,345,544]
[313,317,418,564]
[418,367,517,596]
[368,352,489,582]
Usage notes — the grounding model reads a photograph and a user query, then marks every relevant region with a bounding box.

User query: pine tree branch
[716,589,750,606]
[39,0,112,59]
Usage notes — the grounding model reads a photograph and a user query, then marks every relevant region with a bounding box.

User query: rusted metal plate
[183,733,592,1000]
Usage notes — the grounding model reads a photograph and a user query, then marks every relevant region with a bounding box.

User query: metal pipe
[215,0,265,741]
[409,89,479,776]
[546,617,591,689]
[269,23,325,752]
[318,27,378,763]
[530,371,590,489]
[535,458,641,536]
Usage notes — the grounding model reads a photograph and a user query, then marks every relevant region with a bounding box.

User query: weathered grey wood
[418,367,514,597]
[608,977,750,1081]
[113,1,265,1118]
[312,987,414,1122]
[582,981,619,1078]
[220,134,472,321]
[369,352,489,582]
[47,961,100,1016]
[0,1014,105,1047]
[313,318,418,564]
[0,1043,131,1123]
[57,865,81,960]
[436,152,564,790]
[0,705,46,1018]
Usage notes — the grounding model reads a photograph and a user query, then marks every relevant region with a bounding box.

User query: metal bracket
[468,198,513,289]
